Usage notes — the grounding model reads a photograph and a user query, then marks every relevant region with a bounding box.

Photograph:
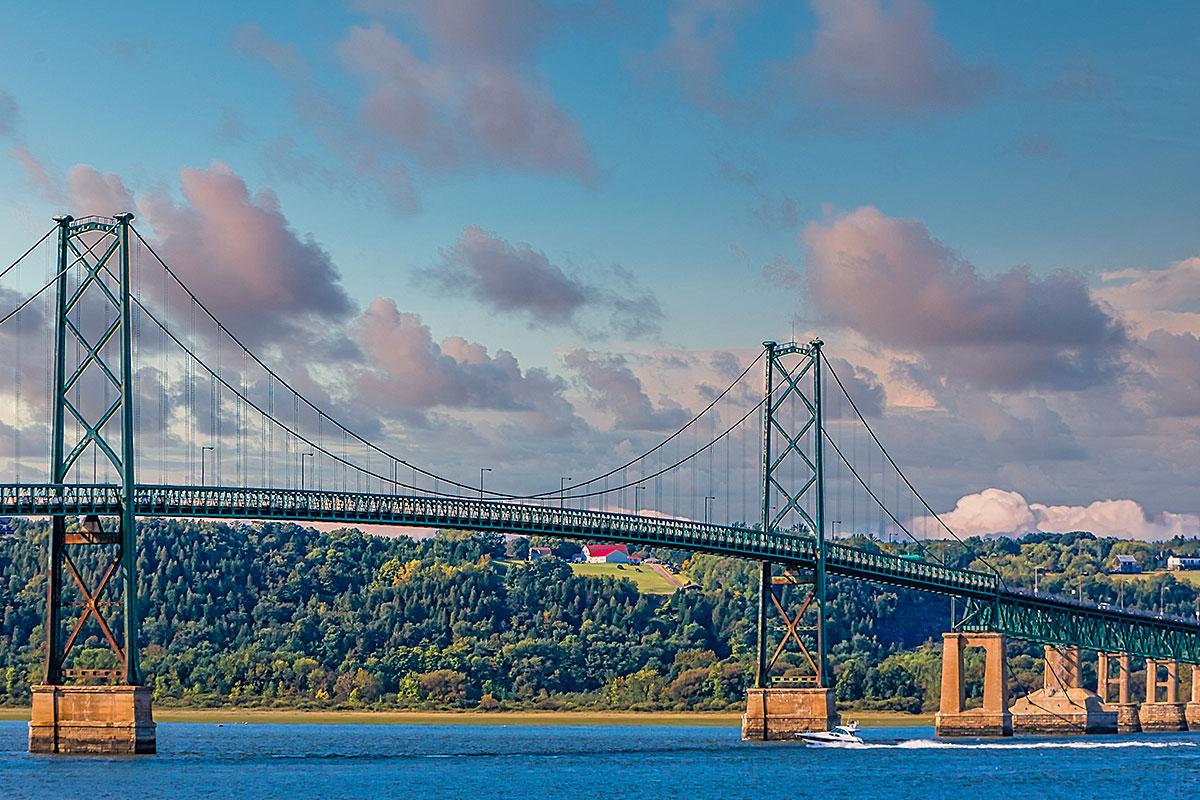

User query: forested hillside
[0,519,1196,712]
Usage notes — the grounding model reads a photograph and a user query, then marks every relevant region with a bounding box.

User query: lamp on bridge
[479,467,492,499]
[301,452,315,490]
[560,477,572,509]
[634,485,647,515]
[200,445,214,486]
[703,495,716,524]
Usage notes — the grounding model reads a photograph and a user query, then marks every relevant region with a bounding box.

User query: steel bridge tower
[30,214,154,753]
[744,338,837,738]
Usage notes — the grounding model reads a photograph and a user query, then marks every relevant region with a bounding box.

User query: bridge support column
[1098,652,1140,733]
[29,685,155,754]
[1011,645,1115,734]
[1186,665,1200,730]
[935,632,1011,737]
[741,687,838,740]
[1140,659,1187,732]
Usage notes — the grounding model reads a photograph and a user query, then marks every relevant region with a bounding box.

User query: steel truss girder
[2,481,1199,662]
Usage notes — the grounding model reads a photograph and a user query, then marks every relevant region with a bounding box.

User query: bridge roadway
[3,482,1198,663]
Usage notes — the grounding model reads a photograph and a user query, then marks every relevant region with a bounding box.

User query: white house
[1167,556,1200,571]
[582,543,630,564]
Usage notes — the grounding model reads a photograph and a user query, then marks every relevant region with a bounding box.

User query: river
[1,721,1197,798]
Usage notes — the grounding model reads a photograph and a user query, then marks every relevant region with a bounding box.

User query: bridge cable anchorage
[131,227,769,502]
[820,352,1004,588]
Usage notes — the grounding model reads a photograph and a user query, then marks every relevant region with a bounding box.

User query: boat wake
[811,738,1197,750]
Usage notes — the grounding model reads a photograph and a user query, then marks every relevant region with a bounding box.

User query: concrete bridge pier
[29,685,155,754]
[741,688,838,740]
[934,632,1012,736]
[1139,659,1188,732]
[1187,665,1200,731]
[1097,651,1141,733]
[1010,646,1115,734]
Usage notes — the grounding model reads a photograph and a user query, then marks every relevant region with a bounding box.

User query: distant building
[527,546,553,561]
[583,543,630,564]
[1167,556,1200,571]
[1112,554,1141,574]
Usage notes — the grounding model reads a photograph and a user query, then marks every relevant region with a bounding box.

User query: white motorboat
[799,721,863,745]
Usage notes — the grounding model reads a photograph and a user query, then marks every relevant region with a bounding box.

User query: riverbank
[0,706,931,727]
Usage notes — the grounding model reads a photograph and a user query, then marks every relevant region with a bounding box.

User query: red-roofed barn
[582,543,630,564]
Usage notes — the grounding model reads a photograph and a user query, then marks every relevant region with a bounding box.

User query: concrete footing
[29,685,155,754]
[741,687,838,740]
[1106,703,1143,733]
[1140,702,1188,732]
[1186,703,1200,730]
[1012,647,1116,734]
[1011,688,1117,734]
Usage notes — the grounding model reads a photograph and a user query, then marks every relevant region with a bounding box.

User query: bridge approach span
[3,482,1197,663]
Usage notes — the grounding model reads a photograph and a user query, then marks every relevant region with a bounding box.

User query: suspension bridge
[1,214,1198,752]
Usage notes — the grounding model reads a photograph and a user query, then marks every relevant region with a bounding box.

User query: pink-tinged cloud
[1098,256,1200,337]
[68,165,135,214]
[564,349,690,431]
[338,19,594,181]
[803,206,1126,389]
[791,0,996,114]
[11,146,64,204]
[352,297,578,427]
[421,226,662,336]
[138,163,356,347]
[926,488,1199,541]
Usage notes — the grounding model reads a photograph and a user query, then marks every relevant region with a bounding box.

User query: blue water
[1,721,1198,799]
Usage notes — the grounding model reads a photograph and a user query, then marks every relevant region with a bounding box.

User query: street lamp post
[1161,584,1167,617]
[301,452,314,490]
[1078,572,1087,603]
[479,467,492,500]
[1034,566,1040,595]
[200,445,214,486]
[634,485,647,515]
[560,477,572,509]
[703,495,716,524]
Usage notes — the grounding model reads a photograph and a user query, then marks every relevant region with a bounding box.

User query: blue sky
[0,1,1197,538]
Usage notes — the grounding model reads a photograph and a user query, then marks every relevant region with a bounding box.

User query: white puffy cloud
[922,488,1199,541]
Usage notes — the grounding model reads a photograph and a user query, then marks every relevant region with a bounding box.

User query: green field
[569,562,679,594]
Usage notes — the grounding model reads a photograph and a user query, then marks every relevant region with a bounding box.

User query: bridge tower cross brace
[754,338,828,689]
[43,213,141,687]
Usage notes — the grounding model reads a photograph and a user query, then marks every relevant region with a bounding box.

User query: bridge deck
[2,483,1198,662]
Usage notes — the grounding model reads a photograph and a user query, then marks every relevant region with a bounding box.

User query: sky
[0,0,1197,539]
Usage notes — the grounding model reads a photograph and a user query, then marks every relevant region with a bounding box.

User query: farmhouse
[583,544,631,564]
[1168,556,1200,571]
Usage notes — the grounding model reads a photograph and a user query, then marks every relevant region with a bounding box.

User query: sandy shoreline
[0,706,931,728]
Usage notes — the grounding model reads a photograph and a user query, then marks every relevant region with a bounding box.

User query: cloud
[0,91,18,138]
[67,165,135,214]
[1137,330,1200,418]
[136,162,356,348]
[803,206,1127,390]
[1097,256,1200,337]
[646,0,752,113]
[11,146,64,204]
[927,488,1200,541]
[785,0,997,115]
[565,349,690,431]
[338,19,594,181]
[421,226,662,337]
[352,297,579,426]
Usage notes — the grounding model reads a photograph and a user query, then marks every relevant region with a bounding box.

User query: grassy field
[569,562,678,594]
[0,706,930,728]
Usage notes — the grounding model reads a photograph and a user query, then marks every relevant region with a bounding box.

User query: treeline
[0,520,1196,712]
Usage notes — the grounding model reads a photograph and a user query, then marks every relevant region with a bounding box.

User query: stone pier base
[1106,703,1142,733]
[935,631,1011,737]
[1139,702,1188,732]
[741,688,838,740]
[1011,688,1117,734]
[1187,703,1200,731]
[29,685,155,754]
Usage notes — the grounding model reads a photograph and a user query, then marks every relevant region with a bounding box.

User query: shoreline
[0,706,931,728]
